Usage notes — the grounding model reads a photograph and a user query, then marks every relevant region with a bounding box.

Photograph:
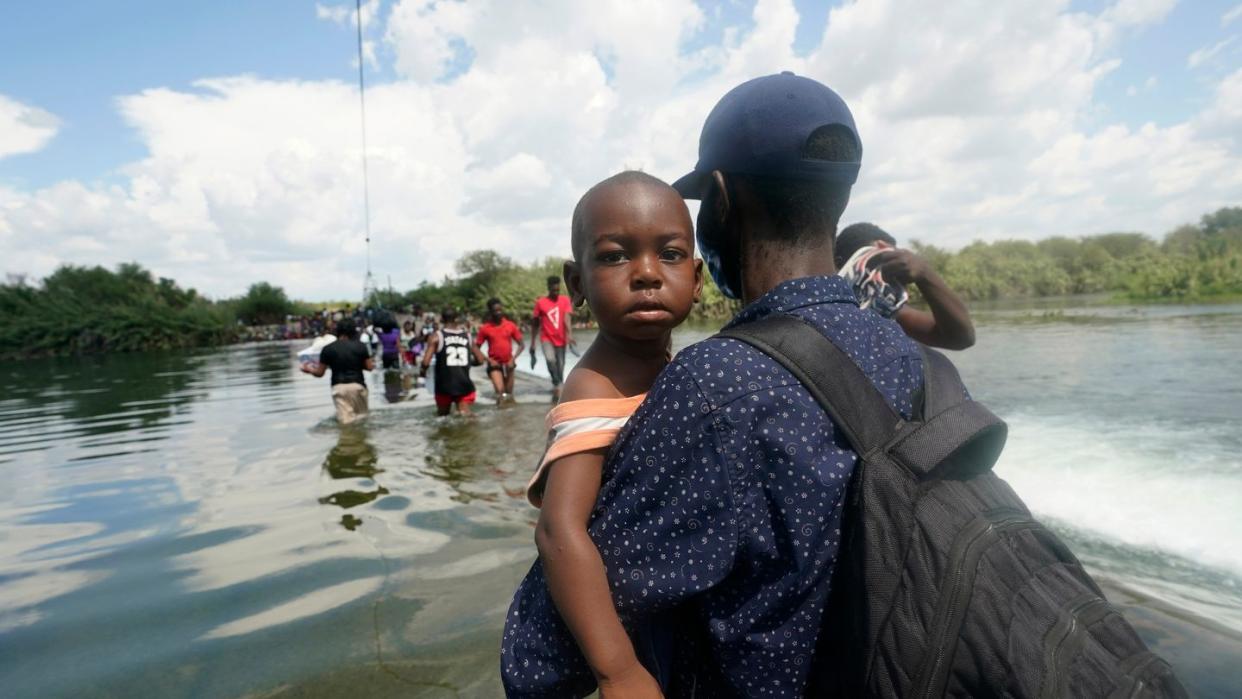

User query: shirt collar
[725,275,859,328]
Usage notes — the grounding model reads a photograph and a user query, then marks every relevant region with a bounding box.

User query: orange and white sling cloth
[525,394,646,508]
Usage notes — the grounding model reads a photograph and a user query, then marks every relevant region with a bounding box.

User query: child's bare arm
[536,451,659,694]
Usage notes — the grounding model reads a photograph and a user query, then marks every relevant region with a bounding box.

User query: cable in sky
[355,0,374,290]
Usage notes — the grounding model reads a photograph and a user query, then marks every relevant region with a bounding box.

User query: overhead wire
[355,0,375,301]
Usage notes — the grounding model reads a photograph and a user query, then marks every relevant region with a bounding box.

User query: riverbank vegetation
[0,265,310,358]
[0,264,233,357]
[912,207,1241,302]
[4,208,1237,357]
[398,207,1240,316]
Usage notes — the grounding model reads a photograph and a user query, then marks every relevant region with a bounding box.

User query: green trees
[0,263,235,358]
[4,207,1236,359]
[0,265,318,358]
[912,208,1242,302]
[231,282,297,325]
[402,206,1242,322]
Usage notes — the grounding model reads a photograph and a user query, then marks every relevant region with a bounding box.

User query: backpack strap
[719,313,1007,481]
[717,313,904,457]
[890,347,1007,479]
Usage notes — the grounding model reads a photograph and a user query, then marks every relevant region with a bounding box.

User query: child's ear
[563,259,587,307]
[692,257,704,303]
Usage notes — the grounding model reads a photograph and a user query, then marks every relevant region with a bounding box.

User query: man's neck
[740,237,837,304]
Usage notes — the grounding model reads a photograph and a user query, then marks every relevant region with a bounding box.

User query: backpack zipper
[1040,596,1112,699]
[915,510,1038,699]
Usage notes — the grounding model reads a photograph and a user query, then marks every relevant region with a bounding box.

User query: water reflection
[380,370,414,404]
[321,426,382,479]
[319,426,391,524]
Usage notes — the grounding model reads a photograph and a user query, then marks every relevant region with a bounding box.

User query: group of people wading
[300,276,580,421]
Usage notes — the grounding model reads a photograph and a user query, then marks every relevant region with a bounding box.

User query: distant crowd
[299,274,584,420]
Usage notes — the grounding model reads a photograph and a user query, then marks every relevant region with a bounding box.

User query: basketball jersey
[433,327,475,396]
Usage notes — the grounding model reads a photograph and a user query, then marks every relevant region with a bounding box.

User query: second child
[502,171,703,697]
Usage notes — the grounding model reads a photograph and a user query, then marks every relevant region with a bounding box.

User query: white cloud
[315,0,379,29]
[1224,3,1242,26]
[1101,0,1178,27]
[0,95,60,159]
[2,0,1239,299]
[1196,67,1242,137]
[1188,36,1236,68]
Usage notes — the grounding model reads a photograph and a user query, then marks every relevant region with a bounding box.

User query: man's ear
[563,259,587,307]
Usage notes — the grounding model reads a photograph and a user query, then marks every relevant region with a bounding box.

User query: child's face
[567,182,702,342]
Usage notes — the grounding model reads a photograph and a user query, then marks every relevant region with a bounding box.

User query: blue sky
[1,0,1239,298]
[5,0,1233,188]
[1,1,365,188]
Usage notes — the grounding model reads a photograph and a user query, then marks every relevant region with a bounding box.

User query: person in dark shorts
[420,308,489,416]
[835,222,975,350]
[476,297,525,405]
[300,320,374,424]
[529,275,575,402]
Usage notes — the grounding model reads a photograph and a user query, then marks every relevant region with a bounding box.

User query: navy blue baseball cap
[672,71,862,199]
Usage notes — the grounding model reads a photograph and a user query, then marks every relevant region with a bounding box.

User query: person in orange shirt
[475,297,525,405]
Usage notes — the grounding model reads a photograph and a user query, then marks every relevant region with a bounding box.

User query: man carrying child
[503,72,950,697]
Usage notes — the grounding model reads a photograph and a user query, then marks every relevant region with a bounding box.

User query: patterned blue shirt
[501,275,924,697]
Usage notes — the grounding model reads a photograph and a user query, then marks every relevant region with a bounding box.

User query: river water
[2,301,1240,698]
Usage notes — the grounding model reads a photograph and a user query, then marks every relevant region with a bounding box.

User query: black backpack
[719,314,1186,699]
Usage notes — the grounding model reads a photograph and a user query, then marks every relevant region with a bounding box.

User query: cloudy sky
[1,0,1240,300]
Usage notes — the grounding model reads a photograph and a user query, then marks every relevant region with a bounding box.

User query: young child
[503,171,702,697]
[835,222,976,350]
[419,308,488,416]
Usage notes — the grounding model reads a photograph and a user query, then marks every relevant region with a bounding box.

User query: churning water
[1,300,1240,697]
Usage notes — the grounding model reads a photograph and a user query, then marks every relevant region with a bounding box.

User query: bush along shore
[0,265,308,359]
[4,207,1238,359]
[910,207,1242,302]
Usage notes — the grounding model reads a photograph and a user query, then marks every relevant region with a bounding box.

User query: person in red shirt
[476,297,525,405]
[529,275,575,401]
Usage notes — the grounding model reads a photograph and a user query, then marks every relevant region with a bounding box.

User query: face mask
[695,182,743,300]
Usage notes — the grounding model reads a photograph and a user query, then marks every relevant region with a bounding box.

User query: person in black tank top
[419,308,489,416]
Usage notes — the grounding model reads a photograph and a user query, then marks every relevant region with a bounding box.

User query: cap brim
[672,170,708,200]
